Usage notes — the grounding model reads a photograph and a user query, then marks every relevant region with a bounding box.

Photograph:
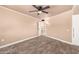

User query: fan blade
[42,6,50,10]
[32,5,39,10]
[42,11,48,14]
[29,10,38,12]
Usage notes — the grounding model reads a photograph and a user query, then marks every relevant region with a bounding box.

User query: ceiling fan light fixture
[38,11,42,14]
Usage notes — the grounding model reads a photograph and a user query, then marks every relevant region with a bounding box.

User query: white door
[37,21,46,36]
[72,15,79,45]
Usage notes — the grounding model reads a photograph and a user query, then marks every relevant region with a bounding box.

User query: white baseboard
[0,35,79,49]
[45,35,79,46]
[0,35,38,49]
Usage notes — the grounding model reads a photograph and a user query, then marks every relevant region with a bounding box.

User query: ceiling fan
[29,5,50,15]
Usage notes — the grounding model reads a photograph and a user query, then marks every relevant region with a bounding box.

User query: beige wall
[46,10,72,42]
[0,6,72,46]
[0,6,38,46]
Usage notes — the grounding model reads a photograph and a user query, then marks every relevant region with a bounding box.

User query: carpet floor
[0,35,79,54]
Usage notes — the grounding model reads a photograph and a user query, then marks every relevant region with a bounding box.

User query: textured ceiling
[2,5,73,19]
[73,5,79,15]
